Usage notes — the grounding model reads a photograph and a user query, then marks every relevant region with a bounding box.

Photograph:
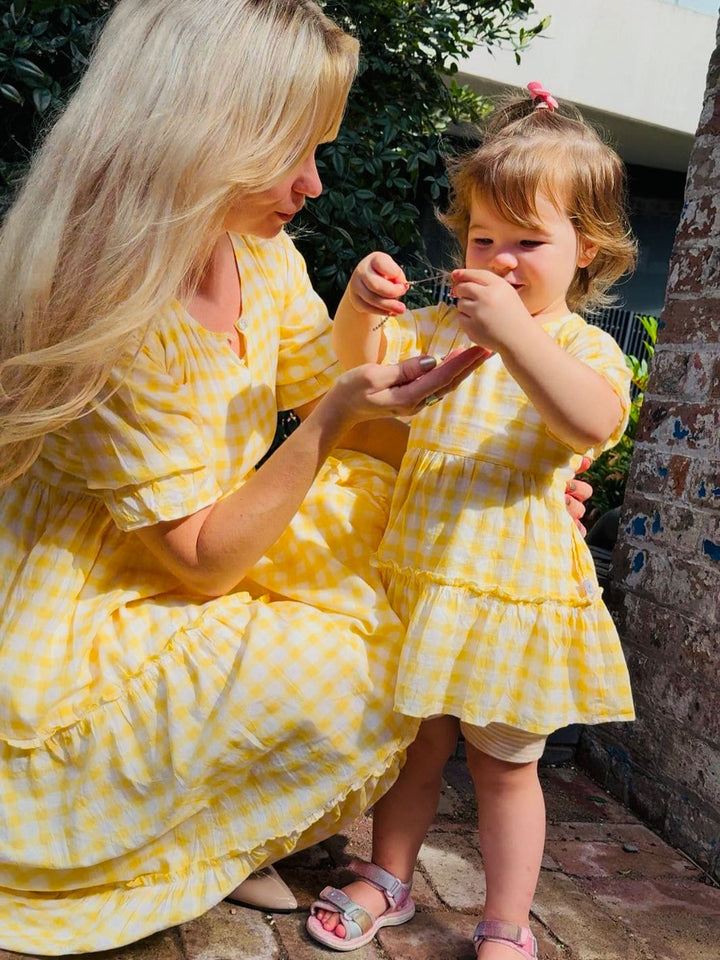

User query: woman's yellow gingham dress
[379,304,635,733]
[0,232,418,954]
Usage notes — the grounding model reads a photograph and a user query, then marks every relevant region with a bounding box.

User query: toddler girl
[307,82,637,957]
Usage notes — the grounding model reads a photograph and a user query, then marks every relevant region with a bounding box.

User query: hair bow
[527,81,558,112]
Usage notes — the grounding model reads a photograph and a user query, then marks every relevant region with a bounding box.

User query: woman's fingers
[393,346,489,398]
[335,346,491,423]
[567,478,592,504]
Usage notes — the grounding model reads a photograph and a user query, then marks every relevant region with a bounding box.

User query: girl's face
[223,150,323,238]
[465,191,597,323]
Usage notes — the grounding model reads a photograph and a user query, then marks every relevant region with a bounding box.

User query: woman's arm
[134,348,487,596]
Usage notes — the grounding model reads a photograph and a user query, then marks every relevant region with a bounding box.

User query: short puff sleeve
[273,232,342,410]
[64,339,221,531]
[556,317,633,457]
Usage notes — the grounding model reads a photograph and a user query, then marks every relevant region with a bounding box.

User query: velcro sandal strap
[316,886,374,936]
[348,857,411,909]
[473,920,537,958]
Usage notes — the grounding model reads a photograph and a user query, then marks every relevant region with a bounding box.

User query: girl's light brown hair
[441,89,637,313]
[0,0,358,487]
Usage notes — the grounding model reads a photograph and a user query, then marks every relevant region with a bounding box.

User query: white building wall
[460,0,716,170]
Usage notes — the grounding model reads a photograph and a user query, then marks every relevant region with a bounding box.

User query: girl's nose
[490,249,518,275]
[294,153,322,199]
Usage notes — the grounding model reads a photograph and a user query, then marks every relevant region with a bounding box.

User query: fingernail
[419,357,437,369]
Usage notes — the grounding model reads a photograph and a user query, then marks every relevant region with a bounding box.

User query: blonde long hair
[441,89,637,313]
[0,0,358,486]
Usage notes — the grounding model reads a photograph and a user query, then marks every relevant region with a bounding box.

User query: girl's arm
[332,252,409,368]
[452,269,624,453]
[134,347,488,596]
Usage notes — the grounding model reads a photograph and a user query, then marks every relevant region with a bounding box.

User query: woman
[0,1,588,952]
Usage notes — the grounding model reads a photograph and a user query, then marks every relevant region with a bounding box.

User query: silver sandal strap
[317,886,373,935]
[348,857,412,909]
[473,920,538,957]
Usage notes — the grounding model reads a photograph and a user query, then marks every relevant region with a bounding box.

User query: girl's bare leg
[465,745,545,958]
[314,715,460,937]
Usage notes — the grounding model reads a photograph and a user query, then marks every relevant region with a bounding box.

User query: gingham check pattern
[0,232,418,953]
[379,305,635,732]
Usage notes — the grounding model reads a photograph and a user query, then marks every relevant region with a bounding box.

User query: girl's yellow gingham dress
[0,232,417,954]
[380,304,635,733]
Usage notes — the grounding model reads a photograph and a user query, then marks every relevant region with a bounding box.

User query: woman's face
[223,150,323,238]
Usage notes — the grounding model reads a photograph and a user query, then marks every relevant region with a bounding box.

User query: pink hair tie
[527,81,558,112]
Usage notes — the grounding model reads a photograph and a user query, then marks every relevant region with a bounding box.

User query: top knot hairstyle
[441,82,637,313]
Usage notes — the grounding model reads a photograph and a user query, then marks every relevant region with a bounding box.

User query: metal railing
[586,307,653,361]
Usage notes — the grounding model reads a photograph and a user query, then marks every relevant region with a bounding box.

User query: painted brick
[685,457,720,506]
[678,617,720,674]
[683,137,720,191]
[623,551,719,620]
[665,244,720,294]
[673,192,720,243]
[624,445,672,495]
[659,296,720,343]
[649,347,716,399]
[634,399,719,451]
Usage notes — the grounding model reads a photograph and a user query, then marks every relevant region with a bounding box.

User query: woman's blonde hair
[0,0,358,486]
[441,89,637,314]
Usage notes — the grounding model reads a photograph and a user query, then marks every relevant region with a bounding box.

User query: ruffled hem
[0,733,414,954]
[385,570,635,734]
[376,557,601,607]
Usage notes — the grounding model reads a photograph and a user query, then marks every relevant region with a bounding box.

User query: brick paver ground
[2,762,718,960]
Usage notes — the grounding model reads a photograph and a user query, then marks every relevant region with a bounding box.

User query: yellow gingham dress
[0,231,417,954]
[379,303,635,733]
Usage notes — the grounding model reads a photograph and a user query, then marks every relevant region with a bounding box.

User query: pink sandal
[473,920,538,957]
[306,857,415,951]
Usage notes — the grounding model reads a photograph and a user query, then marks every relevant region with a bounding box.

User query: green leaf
[11,56,47,83]
[32,85,51,112]
[0,82,24,104]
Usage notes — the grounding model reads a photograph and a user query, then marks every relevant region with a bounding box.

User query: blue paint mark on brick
[651,512,663,534]
[630,515,647,536]
[658,467,668,477]
[713,487,720,498]
[699,480,707,497]
[632,551,646,572]
[702,540,720,561]
[673,420,690,440]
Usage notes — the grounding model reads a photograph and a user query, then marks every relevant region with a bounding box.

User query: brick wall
[578,21,720,882]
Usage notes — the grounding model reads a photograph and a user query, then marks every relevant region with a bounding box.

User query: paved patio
[2,761,718,960]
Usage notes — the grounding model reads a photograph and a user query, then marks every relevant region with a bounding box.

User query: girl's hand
[327,345,491,425]
[348,252,409,318]
[451,268,531,353]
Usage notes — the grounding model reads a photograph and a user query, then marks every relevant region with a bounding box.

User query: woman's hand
[565,455,593,535]
[326,346,492,425]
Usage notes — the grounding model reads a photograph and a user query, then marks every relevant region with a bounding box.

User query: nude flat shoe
[226,864,298,912]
